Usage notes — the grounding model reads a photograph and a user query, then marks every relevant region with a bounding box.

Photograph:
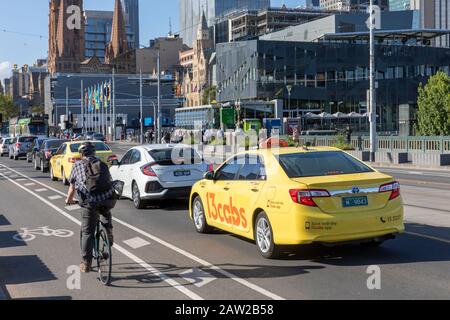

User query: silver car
[0,137,14,157]
[9,136,38,160]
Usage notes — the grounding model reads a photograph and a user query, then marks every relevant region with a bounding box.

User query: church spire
[105,0,128,64]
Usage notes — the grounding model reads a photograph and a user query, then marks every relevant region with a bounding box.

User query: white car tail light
[141,162,157,177]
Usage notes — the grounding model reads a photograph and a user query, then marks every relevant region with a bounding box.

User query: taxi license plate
[343,196,368,208]
[174,170,191,177]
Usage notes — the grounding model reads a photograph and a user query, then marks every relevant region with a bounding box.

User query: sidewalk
[369,162,450,172]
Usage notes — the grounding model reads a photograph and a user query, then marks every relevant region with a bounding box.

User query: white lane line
[113,217,285,300]
[24,183,36,186]
[48,195,63,200]
[123,237,150,249]
[0,163,286,300]
[35,188,48,193]
[65,205,81,211]
[180,268,216,288]
[0,170,203,301]
[406,231,450,244]
[16,178,27,182]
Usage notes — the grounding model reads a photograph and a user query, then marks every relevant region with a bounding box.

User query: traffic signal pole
[369,0,377,162]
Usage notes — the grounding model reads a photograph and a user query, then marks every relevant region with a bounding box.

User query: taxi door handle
[223,187,230,191]
[251,188,259,192]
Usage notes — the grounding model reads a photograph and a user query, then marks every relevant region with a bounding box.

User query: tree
[415,71,450,136]
[30,105,45,114]
[0,94,19,120]
[202,86,217,105]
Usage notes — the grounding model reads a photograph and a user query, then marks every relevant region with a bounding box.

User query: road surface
[0,143,449,300]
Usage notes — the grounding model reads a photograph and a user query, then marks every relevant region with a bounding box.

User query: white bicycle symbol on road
[13,226,74,242]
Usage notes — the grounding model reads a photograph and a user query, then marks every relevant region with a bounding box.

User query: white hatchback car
[110,144,211,209]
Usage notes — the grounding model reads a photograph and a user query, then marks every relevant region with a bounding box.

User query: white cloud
[0,61,12,84]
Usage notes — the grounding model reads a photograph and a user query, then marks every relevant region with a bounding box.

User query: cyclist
[65,142,115,273]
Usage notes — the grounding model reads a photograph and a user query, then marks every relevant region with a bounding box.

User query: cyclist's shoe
[107,228,114,246]
[80,261,91,273]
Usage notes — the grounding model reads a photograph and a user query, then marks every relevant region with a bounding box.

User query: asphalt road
[0,143,449,300]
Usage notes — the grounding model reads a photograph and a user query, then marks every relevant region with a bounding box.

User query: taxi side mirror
[204,171,215,181]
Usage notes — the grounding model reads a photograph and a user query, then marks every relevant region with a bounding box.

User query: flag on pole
[95,85,100,110]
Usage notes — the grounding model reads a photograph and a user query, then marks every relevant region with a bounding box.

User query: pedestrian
[65,142,116,273]
[345,125,353,145]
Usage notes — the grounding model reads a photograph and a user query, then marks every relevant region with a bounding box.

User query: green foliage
[332,134,355,151]
[202,86,217,105]
[0,94,19,119]
[415,71,450,136]
[30,105,45,114]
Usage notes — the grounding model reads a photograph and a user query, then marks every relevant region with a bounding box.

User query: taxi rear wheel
[50,165,58,181]
[62,168,69,186]
[255,212,280,259]
[192,196,212,234]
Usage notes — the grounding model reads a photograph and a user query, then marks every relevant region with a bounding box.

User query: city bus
[9,116,49,138]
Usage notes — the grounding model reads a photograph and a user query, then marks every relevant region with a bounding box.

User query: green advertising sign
[220,108,236,128]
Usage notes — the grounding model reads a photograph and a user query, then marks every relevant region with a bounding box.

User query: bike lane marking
[0,170,204,301]
[0,163,285,300]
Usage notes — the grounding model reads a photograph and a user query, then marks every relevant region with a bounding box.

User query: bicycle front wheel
[96,227,112,286]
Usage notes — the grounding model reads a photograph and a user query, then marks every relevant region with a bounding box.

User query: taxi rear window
[70,142,110,152]
[278,151,373,178]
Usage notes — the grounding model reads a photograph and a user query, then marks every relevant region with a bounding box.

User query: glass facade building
[180,0,270,47]
[389,0,411,10]
[216,40,450,132]
[84,10,136,61]
[121,0,140,48]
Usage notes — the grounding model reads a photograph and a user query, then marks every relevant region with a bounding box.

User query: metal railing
[297,135,450,154]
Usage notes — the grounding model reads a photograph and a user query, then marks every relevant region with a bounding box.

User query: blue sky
[0,0,305,81]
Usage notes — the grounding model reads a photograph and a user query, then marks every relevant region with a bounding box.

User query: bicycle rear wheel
[96,226,112,285]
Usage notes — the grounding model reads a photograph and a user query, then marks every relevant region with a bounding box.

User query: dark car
[85,132,97,140]
[34,139,66,172]
[26,138,47,163]
[9,136,38,160]
[92,133,106,142]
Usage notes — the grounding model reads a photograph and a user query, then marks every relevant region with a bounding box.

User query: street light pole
[140,69,144,144]
[66,86,69,130]
[157,50,161,144]
[369,0,377,162]
[112,68,116,141]
[80,80,84,134]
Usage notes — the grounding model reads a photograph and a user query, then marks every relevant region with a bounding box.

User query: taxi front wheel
[192,196,212,234]
[255,212,281,259]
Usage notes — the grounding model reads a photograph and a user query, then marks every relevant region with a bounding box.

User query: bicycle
[93,217,112,286]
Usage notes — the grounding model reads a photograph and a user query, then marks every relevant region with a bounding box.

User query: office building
[84,10,136,61]
[215,30,450,133]
[224,6,333,43]
[320,0,389,11]
[389,0,411,10]
[180,0,270,47]
[121,0,140,49]
[411,0,450,47]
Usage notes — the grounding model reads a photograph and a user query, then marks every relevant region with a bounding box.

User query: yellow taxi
[49,141,117,185]
[189,146,404,259]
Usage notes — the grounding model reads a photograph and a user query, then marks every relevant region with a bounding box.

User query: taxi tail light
[289,189,330,207]
[141,162,157,177]
[207,163,214,172]
[68,157,81,164]
[379,181,401,200]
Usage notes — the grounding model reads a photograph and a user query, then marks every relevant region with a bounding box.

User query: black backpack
[84,158,112,194]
